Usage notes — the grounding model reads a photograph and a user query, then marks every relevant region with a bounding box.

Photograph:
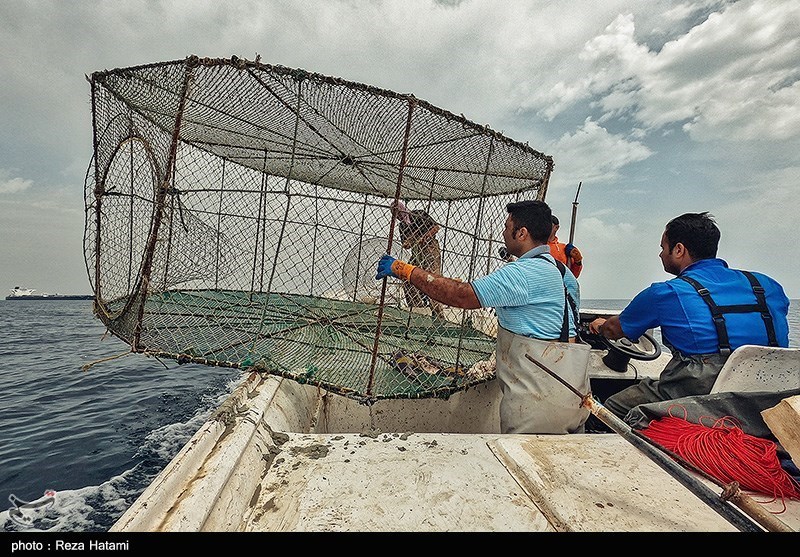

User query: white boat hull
[111,350,800,532]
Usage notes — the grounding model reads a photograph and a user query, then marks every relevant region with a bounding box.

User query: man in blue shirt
[376,200,591,434]
[589,212,790,420]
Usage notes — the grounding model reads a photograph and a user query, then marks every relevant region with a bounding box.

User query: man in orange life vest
[549,215,583,278]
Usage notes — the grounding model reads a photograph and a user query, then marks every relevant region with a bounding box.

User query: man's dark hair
[551,215,559,226]
[664,212,720,260]
[506,200,552,243]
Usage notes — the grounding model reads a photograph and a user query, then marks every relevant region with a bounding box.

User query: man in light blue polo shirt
[376,200,591,434]
[590,212,790,420]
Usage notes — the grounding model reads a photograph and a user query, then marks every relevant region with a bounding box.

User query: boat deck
[241,431,800,532]
[111,372,800,533]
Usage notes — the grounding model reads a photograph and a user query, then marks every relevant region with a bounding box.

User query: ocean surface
[1,298,798,532]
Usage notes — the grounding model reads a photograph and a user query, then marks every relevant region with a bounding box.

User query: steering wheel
[602,332,662,361]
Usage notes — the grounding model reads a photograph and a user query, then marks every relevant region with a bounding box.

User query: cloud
[525,1,800,142]
[565,215,668,299]
[546,118,653,185]
[524,13,653,122]
[647,0,800,141]
[0,171,33,194]
[0,0,797,298]
[713,166,800,283]
[573,215,637,243]
[27,186,84,216]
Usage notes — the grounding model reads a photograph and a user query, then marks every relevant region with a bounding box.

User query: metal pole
[368,97,416,397]
[568,181,581,245]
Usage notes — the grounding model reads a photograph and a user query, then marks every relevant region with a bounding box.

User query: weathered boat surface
[110,340,800,533]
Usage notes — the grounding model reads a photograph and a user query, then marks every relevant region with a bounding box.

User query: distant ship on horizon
[5,286,94,301]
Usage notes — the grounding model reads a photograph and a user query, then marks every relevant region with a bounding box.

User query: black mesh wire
[85,55,553,403]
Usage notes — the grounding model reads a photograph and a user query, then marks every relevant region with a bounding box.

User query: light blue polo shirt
[619,258,790,355]
[471,245,580,339]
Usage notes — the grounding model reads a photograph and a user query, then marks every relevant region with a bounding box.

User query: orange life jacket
[548,238,583,278]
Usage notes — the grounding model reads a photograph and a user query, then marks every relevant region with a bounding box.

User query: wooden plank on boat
[242,432,553,532]
[488,434,739,532]
[762,394,800,465]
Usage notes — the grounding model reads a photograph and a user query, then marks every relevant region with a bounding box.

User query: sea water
[0,298,798,532]
[0,300,242,532]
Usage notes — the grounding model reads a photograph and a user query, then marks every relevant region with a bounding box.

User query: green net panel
[84,55,553,403]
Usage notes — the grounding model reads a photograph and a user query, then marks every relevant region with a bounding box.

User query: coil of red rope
[640,405,800,508]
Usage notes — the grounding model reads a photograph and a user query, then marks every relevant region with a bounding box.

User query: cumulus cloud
[1,0,798,297]
[546,118,653,185]
[0,171,33,194]
[524,13,653,121]
[646,1,800,140]
[528,1,800,142]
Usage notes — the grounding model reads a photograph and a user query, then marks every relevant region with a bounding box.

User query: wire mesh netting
[84,55,553,403]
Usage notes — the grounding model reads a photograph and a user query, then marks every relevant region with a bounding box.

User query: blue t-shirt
[619,258,790,355]
[471,245,580,339]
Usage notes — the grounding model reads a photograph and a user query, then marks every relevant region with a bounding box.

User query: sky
[1,0,798,300]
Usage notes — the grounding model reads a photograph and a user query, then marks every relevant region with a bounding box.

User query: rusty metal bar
[537,157,554,201]
[132,58,195,350]
[265,78,304,296]
[89,76,102,307]
[368,97,417,398]
[250,150,267,297]
[452,137,494,379]
[127,127,138,295]
[161,174,176,291]
[214,159,226,289]
[351,193,370,301]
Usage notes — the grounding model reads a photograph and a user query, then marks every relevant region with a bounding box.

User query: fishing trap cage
[84,55,553,403]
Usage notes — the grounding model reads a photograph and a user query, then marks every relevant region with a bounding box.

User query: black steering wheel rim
[602,332,662,361]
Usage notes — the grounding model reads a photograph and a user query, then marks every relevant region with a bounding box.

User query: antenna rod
[568,181,581,245]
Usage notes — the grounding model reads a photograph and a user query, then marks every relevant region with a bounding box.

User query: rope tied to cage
[639,405,800,509]
[81,349,134,372]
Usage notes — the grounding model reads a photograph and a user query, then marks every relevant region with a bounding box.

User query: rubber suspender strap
[740,270,779,348]
[676,272,778,356]
[534,255,580,342]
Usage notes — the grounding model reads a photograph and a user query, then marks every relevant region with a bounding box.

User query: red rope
[640,405,800,509]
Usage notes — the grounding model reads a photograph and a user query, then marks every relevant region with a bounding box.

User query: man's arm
[407,267,481,309]
[589,315,625,340]
[376,254,481,309]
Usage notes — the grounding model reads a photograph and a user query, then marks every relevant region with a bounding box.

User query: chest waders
[676,270,778,356]
[494,255,590,434]
[601,270,779,419]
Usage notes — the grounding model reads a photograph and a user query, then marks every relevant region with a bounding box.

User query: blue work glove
[375,254,416,281]
[565,243,582,263]
[376,254,398,280]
